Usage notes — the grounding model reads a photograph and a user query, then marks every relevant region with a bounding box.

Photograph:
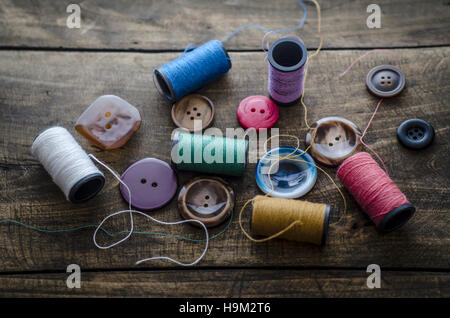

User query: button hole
[140,178,147,184]
[251,108,256,112]
[190,117,194,120]
[105,123,112,129]
[187,111,191,115]
[260,109,265,114]
[204,203,208,208]
[152,182,158,188]
[205,195,210,200]
[197,113,201,116]
[193,107,197,111]
[105,112,111,118]
[329,143,333,146]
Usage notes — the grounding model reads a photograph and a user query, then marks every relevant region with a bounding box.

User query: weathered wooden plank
[0,269,448,297]
[0,48,449,272]
[0,0,448,50]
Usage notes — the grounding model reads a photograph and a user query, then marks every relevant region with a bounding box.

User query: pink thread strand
[339,49,401,173]
[337,152,410,227]
[339,49,400,78]
[360,98,388,172]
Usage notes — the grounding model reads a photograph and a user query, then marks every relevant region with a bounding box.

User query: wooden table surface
[0,0,449,298]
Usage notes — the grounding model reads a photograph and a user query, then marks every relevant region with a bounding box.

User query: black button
[366,65,406,98]
[397,119,434,149]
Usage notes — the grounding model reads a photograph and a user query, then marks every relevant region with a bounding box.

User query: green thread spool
[172,132,248,176]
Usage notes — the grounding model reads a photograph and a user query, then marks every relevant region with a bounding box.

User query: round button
[255,147,317,199]
[120,158,177,210]
[171,94,214,132]
[178,177,234,228]
[305,116,362,166]
[237,96,279,131]
[366,65,406,98]
[397,118,434,150]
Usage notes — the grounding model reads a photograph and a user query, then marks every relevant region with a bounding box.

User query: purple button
[120,158,177,210]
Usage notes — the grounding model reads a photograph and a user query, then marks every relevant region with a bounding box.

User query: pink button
[237,96,279,131]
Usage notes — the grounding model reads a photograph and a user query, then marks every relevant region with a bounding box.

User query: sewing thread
[171,132,248,176]
[268,37,308,105]
[154,40,231,103]
[31,127,105,203]
[154,1,311,103]
[337,152,415,232]
[250,195,329,245]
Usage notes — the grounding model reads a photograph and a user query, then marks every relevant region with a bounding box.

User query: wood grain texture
[0,0,449,50]
[0,269,448,297]
[0,48,449,273]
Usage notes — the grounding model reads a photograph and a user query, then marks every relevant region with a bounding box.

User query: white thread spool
[31,127,105,203]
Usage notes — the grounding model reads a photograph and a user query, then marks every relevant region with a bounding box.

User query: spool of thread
[337,152,415,232]
[154,40,232,103]
[171,132,248,176]
[268,37,307,106]
[31,127,105,203]
[251,195,330,245]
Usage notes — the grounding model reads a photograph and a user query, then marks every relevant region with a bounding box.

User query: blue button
[255,147,317,198]
[397,118,434,150]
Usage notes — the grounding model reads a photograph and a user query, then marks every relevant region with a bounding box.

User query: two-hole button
[237,95,279,131]
[119,158,177,210]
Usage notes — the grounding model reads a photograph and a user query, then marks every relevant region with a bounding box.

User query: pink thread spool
[337,152,415,232]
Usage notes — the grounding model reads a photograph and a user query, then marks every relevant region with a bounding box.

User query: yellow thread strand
[301,0,322,129]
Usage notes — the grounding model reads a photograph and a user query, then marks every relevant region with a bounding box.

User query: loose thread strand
[339,49,401,173]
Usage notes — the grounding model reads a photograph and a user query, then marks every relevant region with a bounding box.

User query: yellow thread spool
[251,196,330,245]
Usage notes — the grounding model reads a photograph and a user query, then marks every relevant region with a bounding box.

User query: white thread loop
[89,154,209,266]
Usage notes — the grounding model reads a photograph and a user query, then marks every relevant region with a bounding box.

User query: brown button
[366,65,406,98]
[178,177,234,228]
[75,95,141,150]
[305,117,362,167]
[171,94,214,132]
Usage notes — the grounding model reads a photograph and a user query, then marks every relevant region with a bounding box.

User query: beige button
[171,94,214,132]
[178,177,234,228]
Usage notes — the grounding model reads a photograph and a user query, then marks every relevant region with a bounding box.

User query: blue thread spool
[154,40,232,103]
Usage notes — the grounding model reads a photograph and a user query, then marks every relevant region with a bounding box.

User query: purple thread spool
[268,38,307,106]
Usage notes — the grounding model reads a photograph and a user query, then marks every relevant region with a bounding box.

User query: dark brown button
[178,177,234,228]
[171,94,214,132]
[366,65,406,98]
[305,117,362,167]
